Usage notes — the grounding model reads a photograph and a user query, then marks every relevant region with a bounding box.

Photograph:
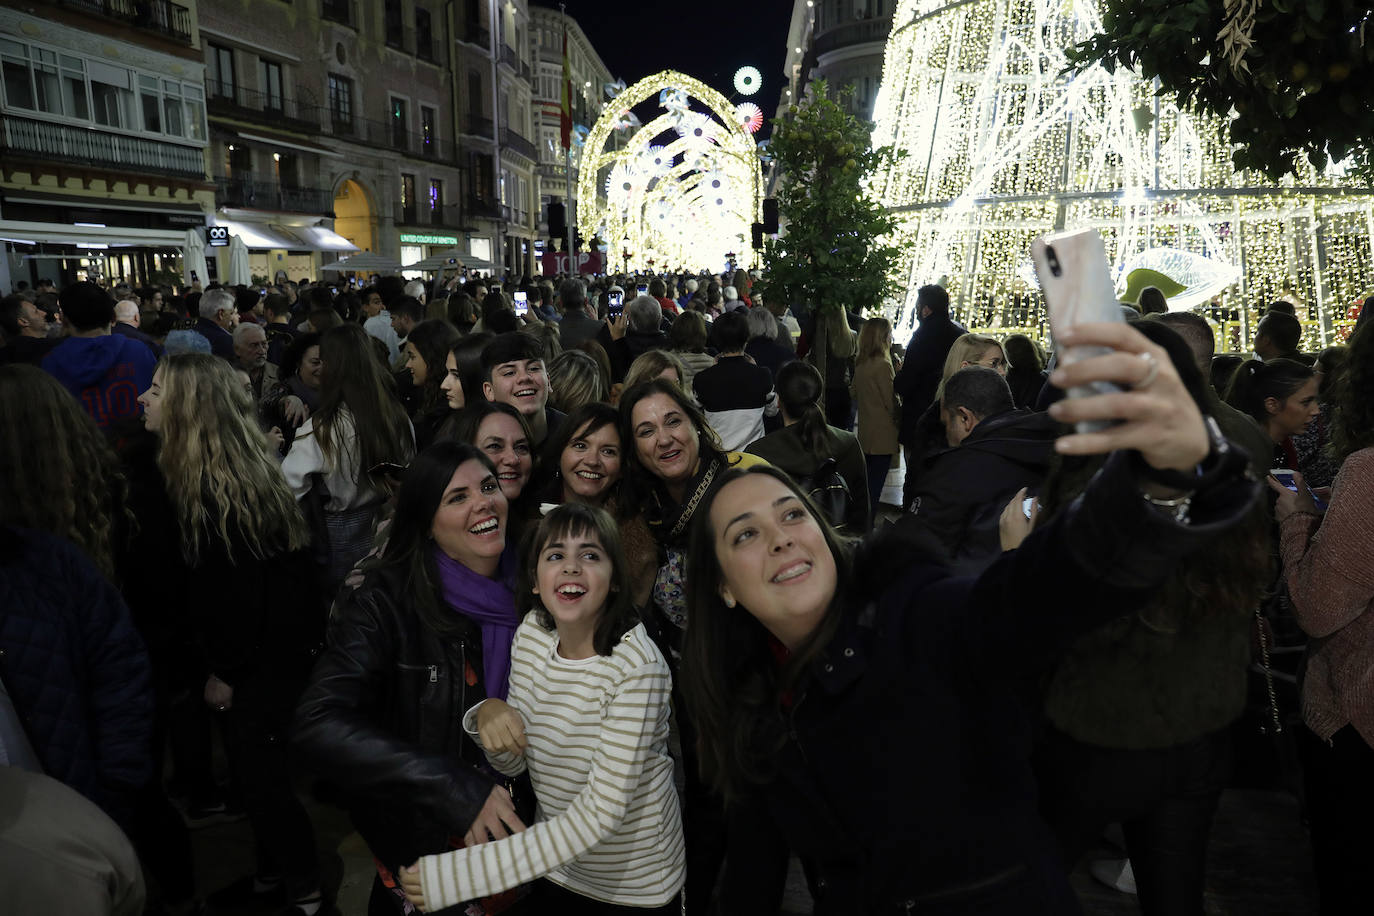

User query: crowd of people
[0,264,1370,916]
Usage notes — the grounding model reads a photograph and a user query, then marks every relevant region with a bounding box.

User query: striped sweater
[418,615,684,909]
[1279,447,1374,748]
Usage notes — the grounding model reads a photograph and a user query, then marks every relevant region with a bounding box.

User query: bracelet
[1143,491,1193,524]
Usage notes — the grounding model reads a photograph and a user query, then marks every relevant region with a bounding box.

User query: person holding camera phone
[682,319,1257,916]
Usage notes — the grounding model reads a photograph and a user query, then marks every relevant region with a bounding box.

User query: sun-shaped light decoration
[579,70,764,271]
[735,102,764,134]
[733,66,762,96]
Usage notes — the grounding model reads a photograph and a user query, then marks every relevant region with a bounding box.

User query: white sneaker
[1089,858,1138,895]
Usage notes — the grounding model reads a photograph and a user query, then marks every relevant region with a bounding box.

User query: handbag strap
[1254,606,1284,736]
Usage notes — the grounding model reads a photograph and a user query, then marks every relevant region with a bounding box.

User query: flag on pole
[560,19,573,150]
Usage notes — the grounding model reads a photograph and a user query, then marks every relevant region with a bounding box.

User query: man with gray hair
[403,279,427,305]
[606,294,667,381]
[194,288,237,359]
[557,277,601,350]
[232,322,275,398]
[721,285,745,312]
[111,299,162,357]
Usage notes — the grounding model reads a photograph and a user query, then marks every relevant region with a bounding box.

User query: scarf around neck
[646,455,723,546]
[432,544,519,700]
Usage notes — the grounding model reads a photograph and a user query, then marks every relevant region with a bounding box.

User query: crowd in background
[0,264,1370,916]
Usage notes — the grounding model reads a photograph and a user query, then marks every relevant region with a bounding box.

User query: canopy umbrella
[222,234,251,286]
[181,228,209,288]
[402,248,500,273]
[319,252,403,273]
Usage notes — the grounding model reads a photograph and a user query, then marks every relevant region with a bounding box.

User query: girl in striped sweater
[401,503,685,914]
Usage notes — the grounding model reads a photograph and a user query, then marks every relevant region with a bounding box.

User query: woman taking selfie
[682,323,1256,915]
[294,442,526,916]
[399,503,684,914]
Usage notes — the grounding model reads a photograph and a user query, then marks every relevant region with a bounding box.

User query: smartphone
[447,258,458,265]
[608,290,624,318]
[1030,228,1124,433]
[1271,468,1328,511]
[636,284,648,296]
[190,269,199,283]
[1021,496,1036,520]
[330,286,338,295]
[513,291,528,316]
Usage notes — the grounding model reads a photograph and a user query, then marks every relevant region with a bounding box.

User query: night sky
[542,0,798,139]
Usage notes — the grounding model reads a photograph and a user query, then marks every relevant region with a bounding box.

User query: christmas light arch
[870,0,1374,350]
[578,70,764,273]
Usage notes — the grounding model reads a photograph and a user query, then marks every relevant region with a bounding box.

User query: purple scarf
[432,545,520,700]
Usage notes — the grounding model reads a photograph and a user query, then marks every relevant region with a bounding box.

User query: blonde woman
[136,354,327,915]
[898,333,1011,501]
[805,306,858,428]
[853,317,900,516]
[547,348,608,414]
[623,348,689,392]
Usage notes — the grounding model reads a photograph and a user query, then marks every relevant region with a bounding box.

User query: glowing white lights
[735,102,764,134]
[733,66,762,96]
[870,0,1372,348]
[578,70,764,271]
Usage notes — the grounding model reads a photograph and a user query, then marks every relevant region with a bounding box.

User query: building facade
[0,0,214,291]
[529,6,612,266]
[197,0,465,281]
[778,0,895,122]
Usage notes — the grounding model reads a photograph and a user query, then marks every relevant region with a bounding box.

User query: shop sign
[207,225,230,247]
[400,233,459,245]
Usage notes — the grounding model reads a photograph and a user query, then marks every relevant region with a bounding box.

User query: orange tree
[762,80,902,317]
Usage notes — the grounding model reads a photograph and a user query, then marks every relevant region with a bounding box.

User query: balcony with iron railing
[459,21,489,47]
[327,115,463,164]
[466,194,502,220]
[500,128,537,162]
[206,82,322,133]
[56,0,192,44]
[321,0,352,27]
[499,43,519,71]
[2,114,205,179]
[394,202,464,228]
[812,16,892,56]
[215,176,335,215]
[462,114,494,139]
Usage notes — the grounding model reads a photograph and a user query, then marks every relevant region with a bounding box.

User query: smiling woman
[680,322,1261,916]
[293,441,530,916]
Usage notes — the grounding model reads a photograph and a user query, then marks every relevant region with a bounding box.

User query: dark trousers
[1299,724,1374,915]
[1034,726,1232,916]
[673,685,725,916]
[223,677,319,901]
[824,388,852,432]
[864,453,893,520]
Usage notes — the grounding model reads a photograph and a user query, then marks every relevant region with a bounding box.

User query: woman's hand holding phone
[1267,469,1321,522]
[1046,323,1209,475]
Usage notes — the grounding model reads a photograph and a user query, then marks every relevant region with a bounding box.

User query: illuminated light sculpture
[734,66,762,96]
[735,102,765,134]
[579,70,764,272]
[870,0,1374,351]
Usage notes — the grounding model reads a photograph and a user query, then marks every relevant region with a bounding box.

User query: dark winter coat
[194,316,236,360]
[292,564,497,871]
[906,408,1060,575]
[40,334,156,429]
[893,312,966,446]
[718,450,1258,916]
[0,526,153,830]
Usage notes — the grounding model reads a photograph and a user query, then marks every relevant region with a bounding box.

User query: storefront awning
[213,220,359,253]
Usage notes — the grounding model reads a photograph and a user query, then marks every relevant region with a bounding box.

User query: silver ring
[215,705,226,711]
[1135,351,1160,389]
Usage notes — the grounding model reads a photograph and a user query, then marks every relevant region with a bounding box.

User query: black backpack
[797,457,854,532]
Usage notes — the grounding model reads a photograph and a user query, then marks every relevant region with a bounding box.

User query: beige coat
[853,356,900,455]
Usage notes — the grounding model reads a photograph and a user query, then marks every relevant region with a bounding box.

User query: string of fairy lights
[576,70,764,272]
[869,0,1374,350]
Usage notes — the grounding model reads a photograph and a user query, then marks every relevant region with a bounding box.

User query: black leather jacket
[292,564,495,870]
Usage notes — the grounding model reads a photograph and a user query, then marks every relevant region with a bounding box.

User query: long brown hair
[154,354,308,564]
[314,323,415,492]
[681,465,854,800]
[0,365,131,578]
[1327,322,1373,463]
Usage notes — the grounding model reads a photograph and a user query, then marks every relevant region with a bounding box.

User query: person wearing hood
[40,282,156,430]
[902,366,1058,576]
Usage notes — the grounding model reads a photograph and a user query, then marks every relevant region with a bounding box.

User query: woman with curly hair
[283,323,415,591]
[0,364,130,578]
[137,354,326,915]
[1270,321,1374,913]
